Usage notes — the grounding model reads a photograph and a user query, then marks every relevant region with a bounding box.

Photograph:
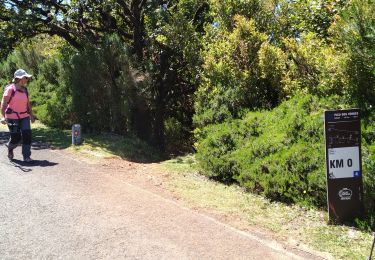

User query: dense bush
[60,35,137,134]
[194,16,286,128]
[362,117,375,219]
[0,36,72,128]
[332,0,375,117]
[196,94,375,213]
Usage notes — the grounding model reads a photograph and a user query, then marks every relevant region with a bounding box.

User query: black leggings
[7,117,32,159]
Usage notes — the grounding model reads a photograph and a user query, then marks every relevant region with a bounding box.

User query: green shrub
[60,35,136,134]
[195,121,242,182]
[0,36,72,128]
[196,94,375,214]
[194,16,285,128]
[332,0,375,117]
[362,117,375,222]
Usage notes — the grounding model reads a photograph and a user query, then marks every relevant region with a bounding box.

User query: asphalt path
[0,130,322,259]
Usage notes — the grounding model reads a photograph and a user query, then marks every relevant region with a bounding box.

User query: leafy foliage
[61,35,137,134]
[332,0,375,116]
[272,0,348,39]
[196,95,375,213]
[194,16,285,128]
[0,35,72,128]
[0,0,149,59]
[141,0,205,149]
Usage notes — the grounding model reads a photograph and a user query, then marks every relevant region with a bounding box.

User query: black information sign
[324,109,364,223]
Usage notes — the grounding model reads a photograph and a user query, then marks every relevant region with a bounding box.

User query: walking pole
[369,221,375,260]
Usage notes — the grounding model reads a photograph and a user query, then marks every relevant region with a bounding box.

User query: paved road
[0,131,321,259]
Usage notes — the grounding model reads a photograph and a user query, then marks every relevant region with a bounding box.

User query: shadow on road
[2,127,168,164]
[9,159,59,172]
[2,131,58,172]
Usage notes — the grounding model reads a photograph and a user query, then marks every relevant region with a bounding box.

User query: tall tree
[0,0,148,59]
[333,0,375,114]
[141,0,207,149]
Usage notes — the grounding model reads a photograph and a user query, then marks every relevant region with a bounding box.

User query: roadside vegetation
[162,155,373,260]
[2,121,372,259]
[0,122,162,163]
[195,95,375,225]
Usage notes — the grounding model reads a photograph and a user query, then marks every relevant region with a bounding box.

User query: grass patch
[73,132,163,163]
[162,154,197,172]
[161,155,374,260]
[32,122,72,149]
[1,121,163,163]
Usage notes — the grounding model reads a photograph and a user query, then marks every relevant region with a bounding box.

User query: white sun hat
[13,69,32,79]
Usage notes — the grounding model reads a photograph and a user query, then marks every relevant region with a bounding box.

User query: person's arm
[27,100,35,123]
[1,96,10,124]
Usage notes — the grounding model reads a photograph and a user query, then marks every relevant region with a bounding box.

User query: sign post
[72,124,82,145]
[324,109,364,223]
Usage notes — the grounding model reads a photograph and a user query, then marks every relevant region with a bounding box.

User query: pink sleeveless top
[3,84,30,119]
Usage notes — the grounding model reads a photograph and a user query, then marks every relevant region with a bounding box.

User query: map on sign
[327,147,360,179]
[327,127,359,147]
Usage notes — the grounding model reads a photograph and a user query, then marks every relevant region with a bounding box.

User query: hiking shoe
[7,149,14,160]
[23,157,34,163]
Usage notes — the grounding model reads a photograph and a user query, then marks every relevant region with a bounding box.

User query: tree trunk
[131,0,144,60]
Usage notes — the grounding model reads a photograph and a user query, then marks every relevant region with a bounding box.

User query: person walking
[0,69,35,163]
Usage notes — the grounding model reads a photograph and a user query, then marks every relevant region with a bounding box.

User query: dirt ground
[0,131,326,259]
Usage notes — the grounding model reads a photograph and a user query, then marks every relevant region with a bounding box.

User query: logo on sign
[338,188,352,200]
[353,171,361,177]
